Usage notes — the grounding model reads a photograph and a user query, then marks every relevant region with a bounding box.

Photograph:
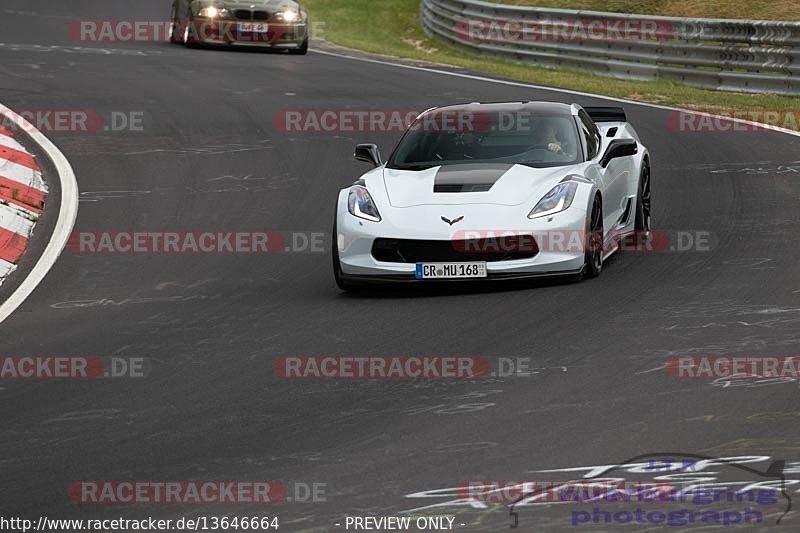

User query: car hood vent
[383,163,567,207]
[432,164,512,193]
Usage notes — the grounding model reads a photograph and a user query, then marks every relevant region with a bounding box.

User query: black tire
[332,217,354,291]
[183,22,197,49]
[169,6,182,44]
[619,161,652,253]
[583,194,603,279]
[289,37,309,55]
[634,160,651,233]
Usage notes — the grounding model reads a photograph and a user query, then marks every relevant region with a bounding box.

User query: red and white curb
[0,125,47,281]
[0,105,78,324]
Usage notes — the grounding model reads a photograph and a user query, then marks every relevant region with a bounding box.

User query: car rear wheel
[618,160,652,252]
[583,195,603,279]
[634,160,651,233]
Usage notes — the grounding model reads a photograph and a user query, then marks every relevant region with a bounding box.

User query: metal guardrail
[420,0,800,95]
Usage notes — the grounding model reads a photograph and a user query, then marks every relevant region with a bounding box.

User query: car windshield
[388,110,582,170]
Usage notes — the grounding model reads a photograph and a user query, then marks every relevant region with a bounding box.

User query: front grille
[372,237,539,263]
[253,11,271,20]
[234,9,252,20]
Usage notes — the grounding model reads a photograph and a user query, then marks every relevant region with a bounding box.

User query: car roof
[421,101,578,117]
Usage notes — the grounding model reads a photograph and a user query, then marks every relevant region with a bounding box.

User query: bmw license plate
[238,22,269,32]
[416,262,487,279]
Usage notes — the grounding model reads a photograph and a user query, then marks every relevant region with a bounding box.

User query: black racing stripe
[433,163,513,193]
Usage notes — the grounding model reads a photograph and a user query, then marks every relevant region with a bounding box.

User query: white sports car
[333,102,651,290]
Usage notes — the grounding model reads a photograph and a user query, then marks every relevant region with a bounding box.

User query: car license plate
[238,22,269,32]
[416,262,487,279]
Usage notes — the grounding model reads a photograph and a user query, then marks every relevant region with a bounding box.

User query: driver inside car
[535,119,564,153]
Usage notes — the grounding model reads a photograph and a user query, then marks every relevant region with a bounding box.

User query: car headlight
[276,10,300,22]
[198,6,227,18]
[348,186,381,222]
[528,181,578,219]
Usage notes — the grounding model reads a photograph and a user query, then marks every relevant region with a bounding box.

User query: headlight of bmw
[275,10,301,22]
[348,186,381,222]
[198,6,228,18]
[528,181,578,219]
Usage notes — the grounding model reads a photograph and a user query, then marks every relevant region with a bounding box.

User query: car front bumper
[335,190,589,281]
[189,19,307,48]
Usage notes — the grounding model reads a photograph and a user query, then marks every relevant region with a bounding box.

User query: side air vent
[617,197,635,228]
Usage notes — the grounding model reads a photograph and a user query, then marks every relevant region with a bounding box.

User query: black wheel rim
[590,199,603,270]
[641,165,651,232]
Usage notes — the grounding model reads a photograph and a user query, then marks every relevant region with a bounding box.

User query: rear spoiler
[583,107,627,123]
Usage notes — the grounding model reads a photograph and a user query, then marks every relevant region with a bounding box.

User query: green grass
[304,0,799,127]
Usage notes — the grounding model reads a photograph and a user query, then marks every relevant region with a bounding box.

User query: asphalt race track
[2,1,800,531]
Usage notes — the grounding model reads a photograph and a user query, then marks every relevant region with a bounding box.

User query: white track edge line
[310,48,800,139]
[0,104,79,325]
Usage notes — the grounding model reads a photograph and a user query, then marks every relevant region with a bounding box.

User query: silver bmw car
[170,0,309,54]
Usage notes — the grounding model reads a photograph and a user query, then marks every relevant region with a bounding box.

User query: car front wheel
[183,21,197,48]
[332,216,354,291]
[169,7,181,44]
[289,36,309,55]
[583,194,603,279]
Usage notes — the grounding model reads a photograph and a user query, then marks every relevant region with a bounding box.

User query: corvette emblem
[441,216,464,226]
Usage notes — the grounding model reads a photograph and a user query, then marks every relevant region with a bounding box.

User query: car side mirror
[354,144,382,167]
[600,138,637,168]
